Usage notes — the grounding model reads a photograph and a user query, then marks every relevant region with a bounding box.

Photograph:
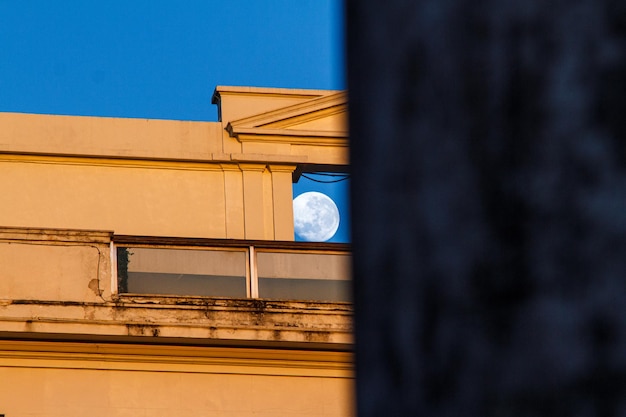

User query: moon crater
[293,191,340,242]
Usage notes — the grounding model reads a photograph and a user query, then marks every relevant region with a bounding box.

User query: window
[117,247,247,297]
[115,239,351,302]
[257,250,350,302]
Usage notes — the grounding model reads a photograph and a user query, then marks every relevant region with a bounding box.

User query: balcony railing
[114,236,352,303]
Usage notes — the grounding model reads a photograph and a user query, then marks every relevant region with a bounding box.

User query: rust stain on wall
[88,279,101,297]
[127,324,160,337]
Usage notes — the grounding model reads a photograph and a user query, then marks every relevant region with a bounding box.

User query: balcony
[0,228,353,347]
[115,236,351,303]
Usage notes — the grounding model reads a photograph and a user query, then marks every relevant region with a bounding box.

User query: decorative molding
[267,164,298,174]
[211,85,337,104]
[227,92,347,129]
[0,152,309,170]
[223,90,348,147]
[0,340,353,377]
[227,127,348,146]
[229,153,307,164]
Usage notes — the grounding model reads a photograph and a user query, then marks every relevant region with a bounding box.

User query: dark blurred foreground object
[347,1,626,416]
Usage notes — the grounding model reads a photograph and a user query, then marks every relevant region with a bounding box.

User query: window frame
[112,235,351,302]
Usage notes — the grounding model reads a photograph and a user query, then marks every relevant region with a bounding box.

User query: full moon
[293,192,340,242]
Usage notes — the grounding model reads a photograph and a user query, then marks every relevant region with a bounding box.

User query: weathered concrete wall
[0,227,353,345]
[0,227,354,415]
[0,297,353,345]
[348,0,626,416]
[0,228,112,303]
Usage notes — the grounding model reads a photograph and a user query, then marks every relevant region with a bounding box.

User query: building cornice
[0,339,353,377]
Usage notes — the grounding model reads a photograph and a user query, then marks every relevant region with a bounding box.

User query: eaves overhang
[225,125,348,146]
[211,85,337,104]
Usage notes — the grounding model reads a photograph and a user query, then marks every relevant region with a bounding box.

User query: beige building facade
[0,86,352,416]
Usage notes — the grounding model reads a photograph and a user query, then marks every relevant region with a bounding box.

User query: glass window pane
[117,247,247,298]
[257,251,351,302]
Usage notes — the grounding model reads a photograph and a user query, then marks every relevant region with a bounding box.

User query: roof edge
[211,85,341,104]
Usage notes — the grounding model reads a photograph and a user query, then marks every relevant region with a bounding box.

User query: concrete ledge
[0,297,353,346]
[0,226,113,244]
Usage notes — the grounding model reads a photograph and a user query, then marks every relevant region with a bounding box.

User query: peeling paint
[1,295,352,345]
[127,324,160,337]
[88,279,101,296]
[305,331,330,343]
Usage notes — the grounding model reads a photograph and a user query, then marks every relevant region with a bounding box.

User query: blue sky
[0,0,348,242]
[293,174,350,243]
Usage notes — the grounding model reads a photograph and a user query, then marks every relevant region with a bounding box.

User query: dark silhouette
[347,1,626,416]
